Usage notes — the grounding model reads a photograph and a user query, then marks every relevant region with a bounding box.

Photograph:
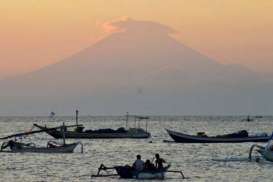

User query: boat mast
[62,122,66,145]
[145,118,148,132]
[134,116,137,128]
[125,112,129,129]
[76,110,79,126]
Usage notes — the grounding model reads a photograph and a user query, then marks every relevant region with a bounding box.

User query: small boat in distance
[34,111,151,139]
[49,111,56,119]
[166,129,270,143]
[241,115,253,122]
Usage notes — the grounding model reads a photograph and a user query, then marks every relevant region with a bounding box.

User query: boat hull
[166,129,269,143]
[9,143,78,153]
[114,166,168,179]
[135,172,165,179]
[47,131,150,139]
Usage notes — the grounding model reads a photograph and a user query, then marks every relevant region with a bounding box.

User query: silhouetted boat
[166,129,270,143]
[241,115,253,122]
[0,140,80,153]
[0,123,83,153]
[49,111,56,119]
[92,164,184,180]
[34,124,150,139]
[34,111,151,139]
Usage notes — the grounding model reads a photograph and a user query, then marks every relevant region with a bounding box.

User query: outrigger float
[249,133,273,162]
[92,164,185,180]
[0,123,83,153]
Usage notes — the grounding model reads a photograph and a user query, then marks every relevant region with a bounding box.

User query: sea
[0,116,273,182]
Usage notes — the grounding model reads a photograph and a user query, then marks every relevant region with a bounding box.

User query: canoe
[166,129,270,143]
[115,165,169,179]
[92,163,185,180]
[34,124,151,139]
[0,140,81,153]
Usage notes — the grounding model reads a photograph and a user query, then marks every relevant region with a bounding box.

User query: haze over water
[1,116,273,182]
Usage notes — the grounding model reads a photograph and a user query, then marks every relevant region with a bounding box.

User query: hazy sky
[1,0,273,79]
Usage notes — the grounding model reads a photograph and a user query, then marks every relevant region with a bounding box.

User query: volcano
[0,19,272,115]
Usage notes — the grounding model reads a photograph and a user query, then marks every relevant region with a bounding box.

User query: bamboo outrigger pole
[0,124,81,140]
[167,170,185,179]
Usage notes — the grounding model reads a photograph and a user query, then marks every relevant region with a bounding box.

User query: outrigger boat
[249,133,273,162]
[0,140,81,153]
[166,129,270,143]
[0,123,83,153]
[92,164,185,180]
[34,111,151,139]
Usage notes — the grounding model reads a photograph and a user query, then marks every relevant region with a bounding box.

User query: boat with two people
[0,123,83,153]
[34,111,151,139]
[92,154,185,180]
[166,129,270,143]
[249,132,273,162]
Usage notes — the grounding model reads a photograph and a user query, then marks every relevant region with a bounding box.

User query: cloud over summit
[102,18,176,36]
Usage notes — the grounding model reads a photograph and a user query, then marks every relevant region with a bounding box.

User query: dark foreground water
[0,116,273,182]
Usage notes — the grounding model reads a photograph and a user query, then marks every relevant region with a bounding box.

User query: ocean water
[0,116,273,182]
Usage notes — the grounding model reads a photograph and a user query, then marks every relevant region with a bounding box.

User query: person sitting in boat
[47,141,61,148]
[154,153,166,170]
[144,159,156,171]
[132,154,144,172]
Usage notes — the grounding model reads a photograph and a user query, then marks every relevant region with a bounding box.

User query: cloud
[101,16,130,34]
[101,17,176,35]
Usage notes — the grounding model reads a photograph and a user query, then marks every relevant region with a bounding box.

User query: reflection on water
[0,116,273,181]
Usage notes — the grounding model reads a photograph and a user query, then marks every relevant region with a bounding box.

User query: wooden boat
[92,164,184,180]
[34,124,150,139]
[166,129,270,143]
[0,123,83,153]
[33,111,151,139]
[249,133,273,162]
[0,140,81,153]
[241,115,253,122]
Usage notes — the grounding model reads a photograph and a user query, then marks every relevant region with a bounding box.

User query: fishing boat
[241,115,253,122]
[92,164,184,180]
[0,140,81,153]
[34,111,151,139]
[249,133,273,162]
[166,129,270,143]
[0,123,83,153]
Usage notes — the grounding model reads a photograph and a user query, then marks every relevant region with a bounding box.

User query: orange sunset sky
[0,0,273,79]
